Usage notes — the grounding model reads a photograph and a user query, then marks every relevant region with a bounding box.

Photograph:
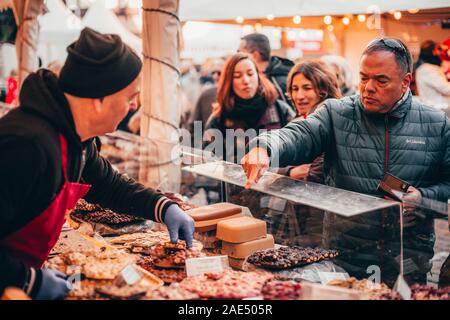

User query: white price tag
[393,275,412,300]
[242,296,264,300]
[318,272,349,285]
[185,255,230,277]
[115,264,142,287]
[93,232,107,243]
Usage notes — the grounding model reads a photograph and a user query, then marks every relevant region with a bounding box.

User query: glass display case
[99,131,450,290]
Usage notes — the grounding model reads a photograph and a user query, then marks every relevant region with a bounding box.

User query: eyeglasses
[368,38,412,73]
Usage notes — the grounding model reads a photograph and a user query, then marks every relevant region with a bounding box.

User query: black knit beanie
[58,27,142,98]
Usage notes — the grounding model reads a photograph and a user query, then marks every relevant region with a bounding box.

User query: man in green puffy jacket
[242,38,450,285]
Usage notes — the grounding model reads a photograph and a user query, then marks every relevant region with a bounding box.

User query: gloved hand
[35,269,71,300]
[163,204,195,248]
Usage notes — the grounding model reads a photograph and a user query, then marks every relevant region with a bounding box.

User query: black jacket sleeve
[81,140,175,223]
[0,138,48,294]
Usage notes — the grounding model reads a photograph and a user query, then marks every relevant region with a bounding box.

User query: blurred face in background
[290,73,321,116]
[210,59,225,84]
[232,58,259,99]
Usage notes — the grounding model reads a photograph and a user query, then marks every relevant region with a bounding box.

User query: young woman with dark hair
[283,60,341,182]
[204,53,294,163]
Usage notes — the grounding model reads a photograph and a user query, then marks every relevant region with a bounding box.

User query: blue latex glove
[163,204,195,248]
[35,269,71,300]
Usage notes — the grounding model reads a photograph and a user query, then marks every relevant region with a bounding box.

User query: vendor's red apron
[0,134,91,268]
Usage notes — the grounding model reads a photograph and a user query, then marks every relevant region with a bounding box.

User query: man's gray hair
[362,38,413,74]
[241,33,271,62]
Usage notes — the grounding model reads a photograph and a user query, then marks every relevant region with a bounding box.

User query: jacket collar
[357,89,412,119]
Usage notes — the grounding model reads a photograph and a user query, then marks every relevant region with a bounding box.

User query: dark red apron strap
[58,134,69,181]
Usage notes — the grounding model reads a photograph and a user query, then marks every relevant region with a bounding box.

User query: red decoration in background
[5,76,18,105]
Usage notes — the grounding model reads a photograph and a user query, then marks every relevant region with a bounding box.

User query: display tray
[183,161,399,217]
[79,233,164,288]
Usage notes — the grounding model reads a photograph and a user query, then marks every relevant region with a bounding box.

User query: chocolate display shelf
[247,246,339,270]
[71,199,144,226]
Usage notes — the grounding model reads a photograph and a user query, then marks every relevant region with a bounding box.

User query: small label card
[185,255,230,277]
[242,296,264,300]
[393,274,412,300]
[318,272,349,285]
[115,264,142,287]
[93,232,107,243]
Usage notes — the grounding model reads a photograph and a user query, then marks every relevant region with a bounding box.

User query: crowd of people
[176,33,450,287]
[174,33,449,287]
[1,26,449,299]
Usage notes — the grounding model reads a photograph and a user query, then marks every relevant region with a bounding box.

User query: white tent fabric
[39,0,81,42]
[140,0,181,192]
[82,0,142,54]
[37,0,81,67]
[12,0,43,90]
[179,0,450,21]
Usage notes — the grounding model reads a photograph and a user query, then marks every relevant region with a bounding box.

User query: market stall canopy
[11,0,43,90]
[38,0,81,44]
[37,0,81,66]
[179,0,450,21]
[82,0,142,54]
[140,0,182,192]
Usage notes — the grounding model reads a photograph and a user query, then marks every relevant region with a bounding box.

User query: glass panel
[183,160,399,217]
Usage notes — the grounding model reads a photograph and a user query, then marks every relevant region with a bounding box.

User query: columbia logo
[406,139,426,145]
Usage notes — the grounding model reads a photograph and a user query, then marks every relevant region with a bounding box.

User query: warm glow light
[393,11,402,20]
[236,16,244,24]
[254,23,262,31]
[324,15,332,25]
[408,9,420,14]
[327,25,334,31]
[267,14,275,21]
[293,15,301,24]
[357,14,366,22]
[242,25,254,35]
[342,17,350,25]
[287,30,296,41]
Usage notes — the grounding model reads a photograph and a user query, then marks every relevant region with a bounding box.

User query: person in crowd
[239,33,294,108]
[280,60,341,182]
[5,69,18,106]
[191,85,217,132]
[180,59,202,130]
[0,28,194,300]
[242,37,450,285]
[321,55,355,97]
[199,58,225,88]
[440,38,450,81]
[204,52,294,163]
[47,60,64,77]
[191,58,226,133]
[267,60,341,247]
[415,40,450,109]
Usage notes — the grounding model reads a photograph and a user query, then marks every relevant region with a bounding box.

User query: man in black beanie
[0,27,194,300]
